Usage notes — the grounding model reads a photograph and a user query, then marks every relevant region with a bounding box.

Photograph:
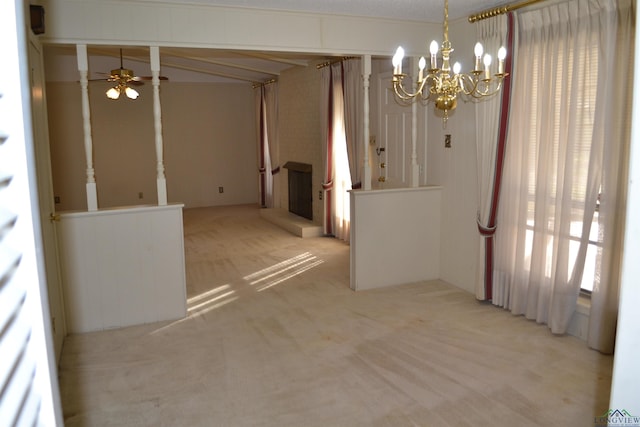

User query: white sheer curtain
[320,63,352,242]
[587,0,634,353]
[474,14,512,302]
[254,83,279,208]
[493,0,633,352]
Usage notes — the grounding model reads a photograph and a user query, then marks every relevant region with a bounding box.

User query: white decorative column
[410,57,420,187]
[76,44,98,211]
[150,46,168,205]
[362,55,372,190]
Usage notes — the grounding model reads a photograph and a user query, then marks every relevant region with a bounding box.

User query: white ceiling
[43,0,510,85]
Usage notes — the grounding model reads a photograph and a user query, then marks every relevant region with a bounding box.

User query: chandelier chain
[443,0,449,43]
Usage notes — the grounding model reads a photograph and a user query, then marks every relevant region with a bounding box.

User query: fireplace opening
[284,161,313,220]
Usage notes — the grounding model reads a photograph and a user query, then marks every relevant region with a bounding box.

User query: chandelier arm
[459,74,481,96]
[393,75,431,100]
[475,82,504,98]
[393,80,419,100]
[458,74,506,98]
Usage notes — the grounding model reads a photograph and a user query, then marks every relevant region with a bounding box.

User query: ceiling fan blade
[128,80,145,86]
[133,75,169,81]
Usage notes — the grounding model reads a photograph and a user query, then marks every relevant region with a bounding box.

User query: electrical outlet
[319,190,323,200]
[54,196,60,204]
[219,186,224,193]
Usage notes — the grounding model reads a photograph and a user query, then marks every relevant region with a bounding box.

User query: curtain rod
[316,56,358,70]
[252,78,277,89]
[468,0,545,22]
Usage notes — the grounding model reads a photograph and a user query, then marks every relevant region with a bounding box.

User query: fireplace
[284,161,313,220]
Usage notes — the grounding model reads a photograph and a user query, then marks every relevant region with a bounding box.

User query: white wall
[162,83,258,208]
[57,204,187,333]
[45,82,87,211]
[350,187,442,290]
[46,80,258,210]
[428,18,480,294]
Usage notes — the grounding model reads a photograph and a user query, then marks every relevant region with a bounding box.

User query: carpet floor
[58,204,612,426]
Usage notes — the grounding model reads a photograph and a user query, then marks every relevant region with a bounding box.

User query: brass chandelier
[392,0,508,125]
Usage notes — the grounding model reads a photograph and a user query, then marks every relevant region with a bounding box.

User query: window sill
[576,294,591,315]
[567,295,591,341]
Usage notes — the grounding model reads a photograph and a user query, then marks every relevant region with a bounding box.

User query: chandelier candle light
[392,0,508,125]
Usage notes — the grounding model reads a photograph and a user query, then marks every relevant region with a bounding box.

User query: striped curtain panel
[342,59,363,190]
[254,84,278,208]
[474,13,515,302]
[264,84,280,208]
[320,64,334,235]
[320,62,352,241]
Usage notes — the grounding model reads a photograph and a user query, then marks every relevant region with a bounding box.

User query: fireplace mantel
[283,161,312,173]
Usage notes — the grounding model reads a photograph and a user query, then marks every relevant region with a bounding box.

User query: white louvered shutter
[0,1,62,426]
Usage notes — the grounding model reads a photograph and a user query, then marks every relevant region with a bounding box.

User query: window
[521,29,600,293]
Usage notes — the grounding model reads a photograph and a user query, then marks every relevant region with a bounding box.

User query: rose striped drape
[320,61,359,241]
[254,83,279,208]
[474,13,515,302]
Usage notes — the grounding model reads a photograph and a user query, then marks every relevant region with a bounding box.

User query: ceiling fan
[95,49,168,100]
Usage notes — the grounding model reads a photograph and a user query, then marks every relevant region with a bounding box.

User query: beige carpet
[58,204,612,426]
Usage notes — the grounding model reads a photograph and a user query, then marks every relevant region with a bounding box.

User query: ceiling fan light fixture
[106,86,120,100]
[125,86,139,99]
[101,48,165,100]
